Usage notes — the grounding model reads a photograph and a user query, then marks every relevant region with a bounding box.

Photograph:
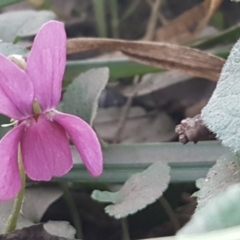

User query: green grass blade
[56,141,227,183]
[92,0,107,37]
[192,24,240,49]
[64,58,161,82]
[0,0,24,9]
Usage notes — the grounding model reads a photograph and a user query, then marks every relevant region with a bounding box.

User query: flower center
[7,54,26,70]
[32,99,42,121]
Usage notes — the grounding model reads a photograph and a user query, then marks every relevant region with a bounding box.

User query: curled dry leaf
[155,0,223,44]
[94,107,176,143]
[0,223,76,240]
[67,38,225,81]
[175,114,216,144]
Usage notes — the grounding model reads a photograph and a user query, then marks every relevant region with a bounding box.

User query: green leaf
[196,153,240,211]
[62,68,109,125]
[0,0,24,9]
[64,58,161,83]
[0,10,56,43]
[178,183,240,235]
[201,36,240,151]
[0,42,28,56]
[58,141,226,184]
[92,0,107,37]
[92,162,170,218]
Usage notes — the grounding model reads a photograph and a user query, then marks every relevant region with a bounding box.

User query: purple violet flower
[0,21,103,201]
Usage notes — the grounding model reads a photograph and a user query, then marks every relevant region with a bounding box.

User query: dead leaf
[121,71,191,97]
[155,0,223,44]
[0,223,76,240]
[50,0,78,19]
[67,38,225,81]
[94,107,175,143]
[27,0,44,7]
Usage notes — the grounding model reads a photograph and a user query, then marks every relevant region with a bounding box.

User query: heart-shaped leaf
[92,162,170,219]
[62,68,109,125]
[178,183,240,235]
[0,10,56,43]
[202,37,240,151]
[0,43,28,56]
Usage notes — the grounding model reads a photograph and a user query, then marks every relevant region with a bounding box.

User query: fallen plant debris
[67,38,225,81]
[0,224,76,240]
[155,0,223,44]
[175,114,216,144]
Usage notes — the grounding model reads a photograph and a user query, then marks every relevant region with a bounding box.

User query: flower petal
[21,114,72,181]
[53,112,103,177]
[0,54,33,119]
[26,21,66,111]
[0,124,24,201]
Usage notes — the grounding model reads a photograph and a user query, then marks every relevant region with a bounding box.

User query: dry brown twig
[147,0,168,25]
[143,0,165,41]
[113,76,140,143]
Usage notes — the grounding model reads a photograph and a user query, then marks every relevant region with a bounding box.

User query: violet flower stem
[121,218,130,240]
[5,146,26,233]
[60,182,83,239]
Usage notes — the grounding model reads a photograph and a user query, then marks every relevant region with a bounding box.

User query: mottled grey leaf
[62,68,109,125]
[22,186,63,223]
[178,183,240,235]
[0,10,56,43]
[196,153,240,211]
[92,162,170,219]
[202,37,240,151]
[0,43,28,56]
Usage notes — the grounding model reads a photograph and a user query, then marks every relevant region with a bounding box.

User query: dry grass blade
[67,38,225,81]
[143,0,163,41]
[155,0,223,44]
